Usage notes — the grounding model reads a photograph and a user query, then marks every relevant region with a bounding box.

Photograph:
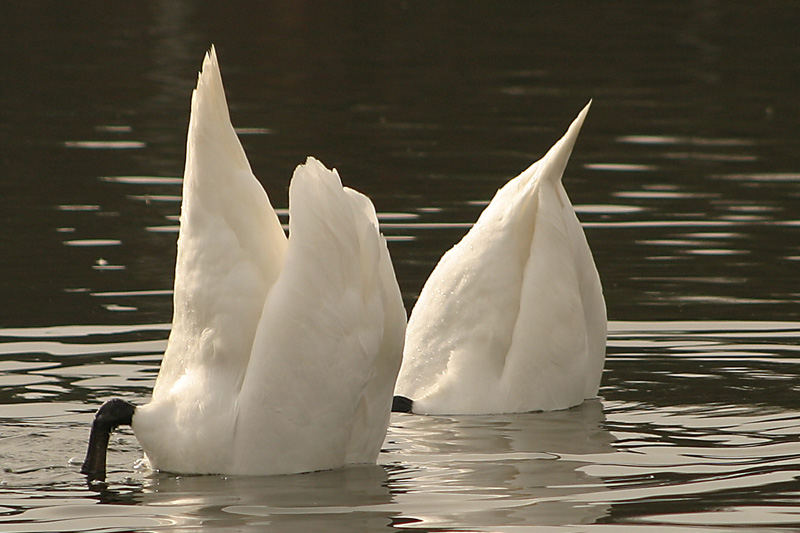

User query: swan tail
[535,100,591,186]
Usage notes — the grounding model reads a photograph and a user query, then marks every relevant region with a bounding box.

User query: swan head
[80,398,136,481]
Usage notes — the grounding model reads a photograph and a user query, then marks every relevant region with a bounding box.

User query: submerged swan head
[81,399,135,481]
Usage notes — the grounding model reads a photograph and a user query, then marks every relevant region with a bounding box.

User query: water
[2,1,800,530]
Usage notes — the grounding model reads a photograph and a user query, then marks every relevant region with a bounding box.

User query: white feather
[395,103,606,415]
[132,47,406,475]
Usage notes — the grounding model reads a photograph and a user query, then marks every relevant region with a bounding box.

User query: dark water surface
[2,2,800,531]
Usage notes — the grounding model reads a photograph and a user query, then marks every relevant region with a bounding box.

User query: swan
[393,103,606,415]
[81,47,406,480]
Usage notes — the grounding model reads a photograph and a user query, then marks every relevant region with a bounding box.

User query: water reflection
[132,466,395,532]
[2,321,800,528]
[385,401,614,528]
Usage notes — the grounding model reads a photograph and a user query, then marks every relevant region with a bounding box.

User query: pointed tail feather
[538,101,591,185]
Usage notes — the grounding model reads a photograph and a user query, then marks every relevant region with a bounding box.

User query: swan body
[85,47,406,477]
[394,103,605,415]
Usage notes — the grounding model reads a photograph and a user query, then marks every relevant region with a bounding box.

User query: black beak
[81,399,136,481]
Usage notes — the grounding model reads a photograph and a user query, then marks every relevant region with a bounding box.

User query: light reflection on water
[2,322,800,531]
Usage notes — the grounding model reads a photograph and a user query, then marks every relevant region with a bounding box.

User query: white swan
[393,103,606,415]
[81,47,406,479]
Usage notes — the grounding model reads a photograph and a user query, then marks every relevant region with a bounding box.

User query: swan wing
[234,158,405,475]
[559,182,607,399]
[501,102,606,409]
[138,48,287,470]
[135,48,287,472]
[397,103,605,414]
